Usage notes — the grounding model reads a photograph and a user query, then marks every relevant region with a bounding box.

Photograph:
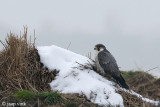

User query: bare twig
[67,42,71,50]
[145,67,158,73]
[0,40,7,48]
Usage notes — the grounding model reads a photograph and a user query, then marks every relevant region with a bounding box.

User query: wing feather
[98,51,121,77]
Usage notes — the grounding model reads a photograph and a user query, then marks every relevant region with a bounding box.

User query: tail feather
[114,75,129,89]
[119,76,129,89]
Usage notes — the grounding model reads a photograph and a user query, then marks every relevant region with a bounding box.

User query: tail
[114,75,129,89]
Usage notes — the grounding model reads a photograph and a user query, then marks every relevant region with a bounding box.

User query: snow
[38,45,123,106]
[38,45,159,106]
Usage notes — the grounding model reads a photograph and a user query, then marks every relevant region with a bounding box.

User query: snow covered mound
[38,45,159,107]
[38,45,123,106]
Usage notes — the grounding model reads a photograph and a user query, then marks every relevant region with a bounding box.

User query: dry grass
[117,90,157,107]
[0,28,55,100]
[123,71,160,101]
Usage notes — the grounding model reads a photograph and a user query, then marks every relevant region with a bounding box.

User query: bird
[94,44,129,89]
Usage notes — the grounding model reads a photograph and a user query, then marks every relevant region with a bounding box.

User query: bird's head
[94,44,106,57]
[94,44,106,52]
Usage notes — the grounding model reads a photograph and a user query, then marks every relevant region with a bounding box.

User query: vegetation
[38,91,63,104]
[0,28,55,93]
[121,70,145,83]
[14,90,63,105]
[14,90,36,102]
[121,71,160,101]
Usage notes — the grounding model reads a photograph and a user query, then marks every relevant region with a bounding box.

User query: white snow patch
[38,45,159,106]
[38,45,123,106]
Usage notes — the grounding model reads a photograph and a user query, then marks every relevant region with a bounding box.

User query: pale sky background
[0,0,160,73]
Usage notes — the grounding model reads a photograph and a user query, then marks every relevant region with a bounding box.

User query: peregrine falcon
[94,44,129,89]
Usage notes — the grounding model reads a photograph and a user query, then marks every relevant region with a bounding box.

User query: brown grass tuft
[117,90,156,107]
[126,72,160,101]
[0,28,55,97]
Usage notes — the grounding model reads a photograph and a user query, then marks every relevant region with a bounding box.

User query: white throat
[94,48,104,57]
[94,50,99,58]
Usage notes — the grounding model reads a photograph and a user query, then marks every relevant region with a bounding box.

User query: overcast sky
[0,0,160,72]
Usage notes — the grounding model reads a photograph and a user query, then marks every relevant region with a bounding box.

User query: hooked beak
[94,46,97,50]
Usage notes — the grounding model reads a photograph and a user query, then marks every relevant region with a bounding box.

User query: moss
[14,90,36,102]
[14,90,63,105]
[121,71,146,83]
[38,92,63,104]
